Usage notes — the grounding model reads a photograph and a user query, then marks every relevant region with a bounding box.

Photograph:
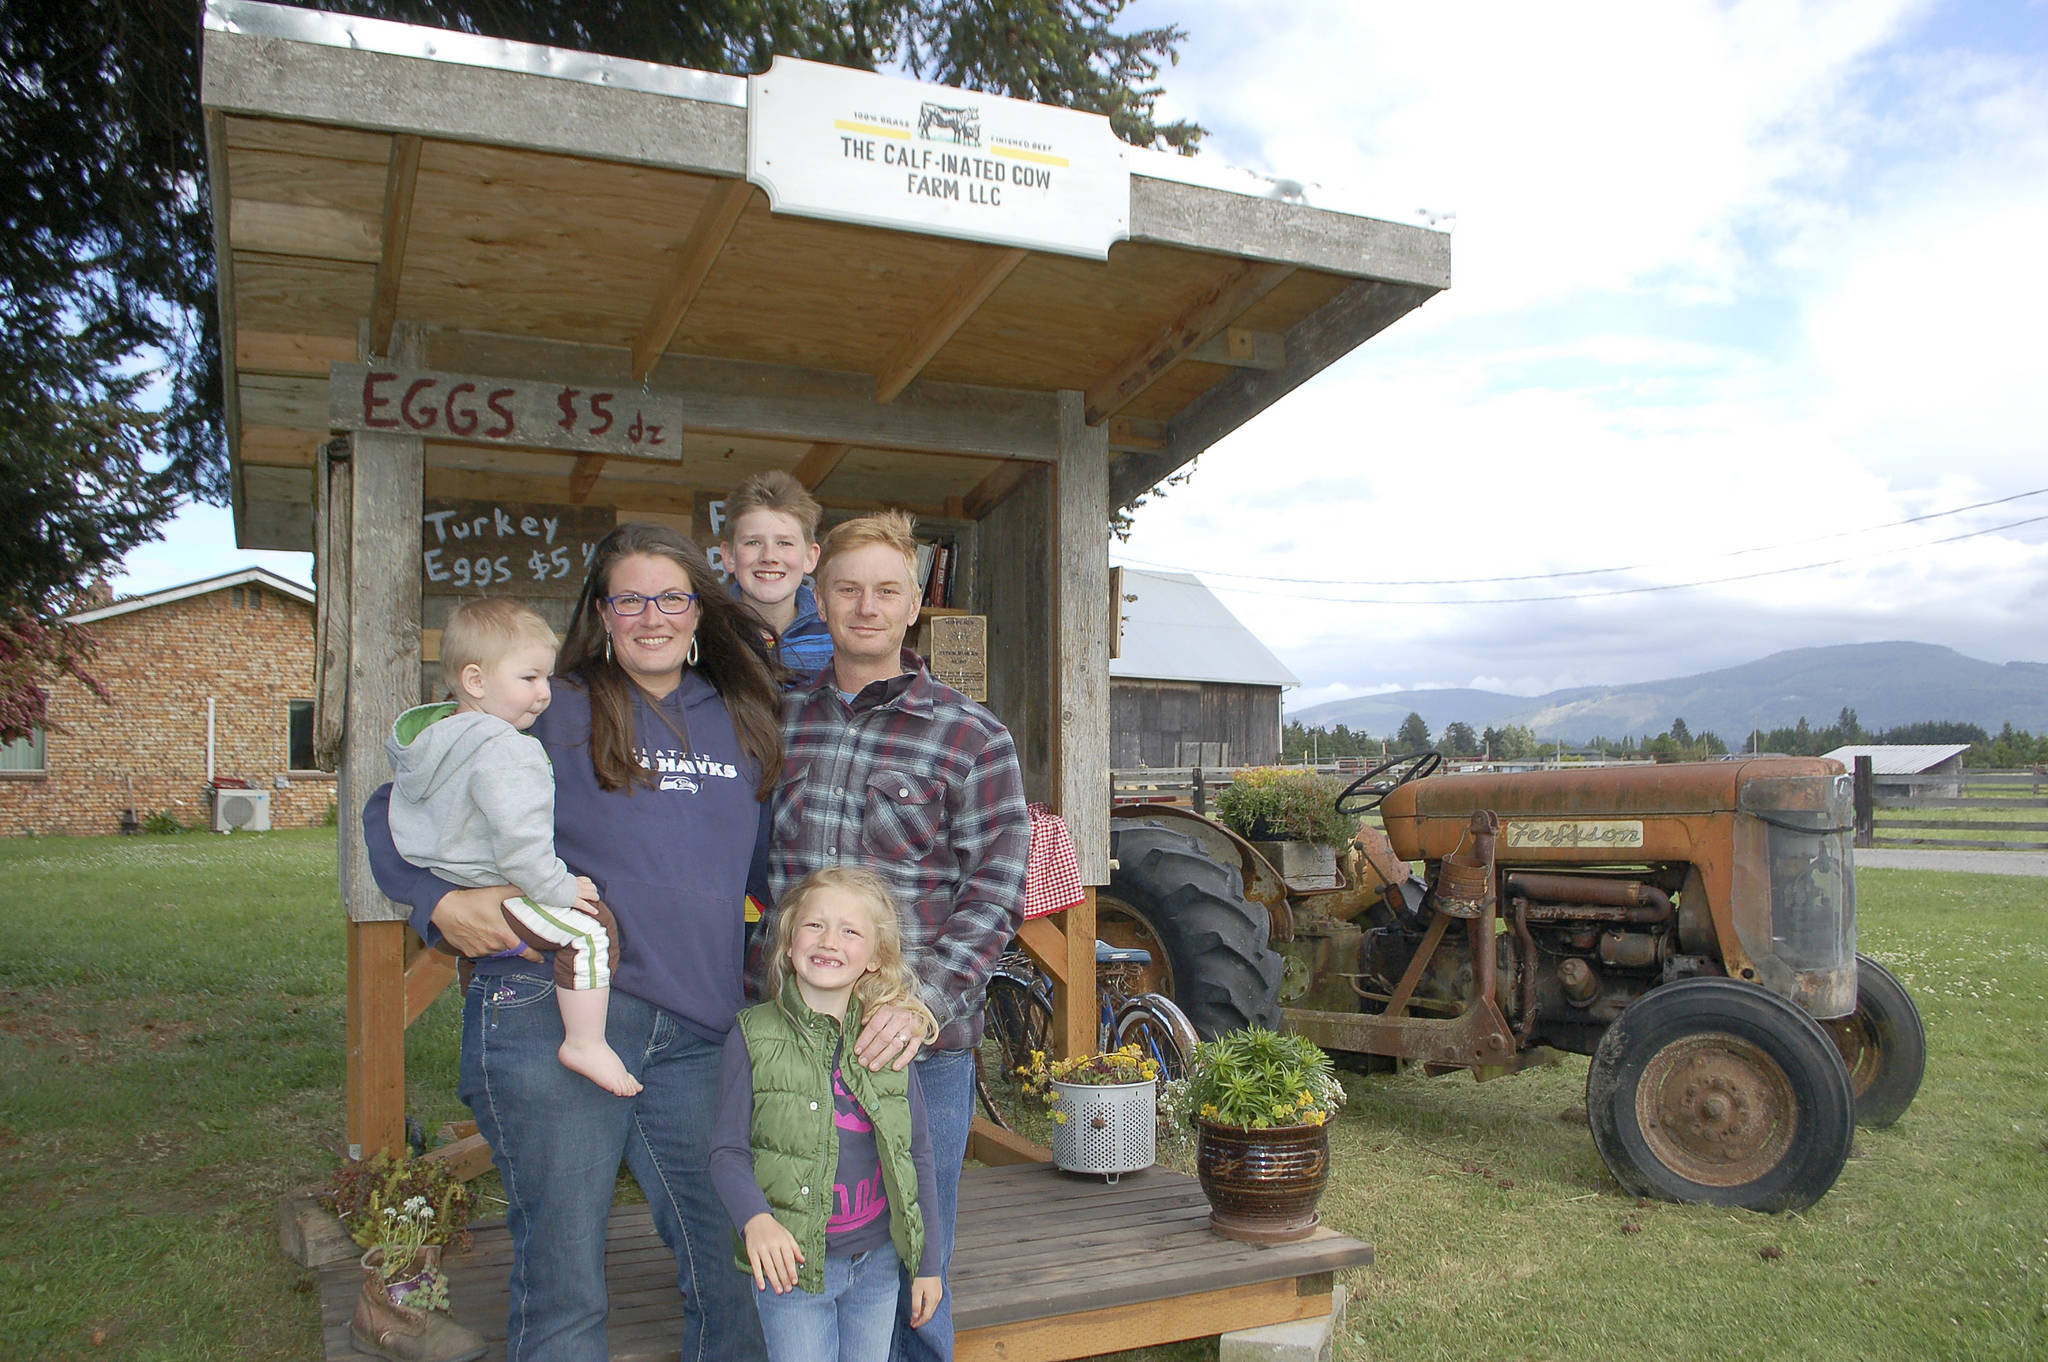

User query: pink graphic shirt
[828,1060,891,1243]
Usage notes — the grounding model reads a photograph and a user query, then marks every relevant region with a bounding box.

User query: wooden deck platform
[320,1164,1372,1361]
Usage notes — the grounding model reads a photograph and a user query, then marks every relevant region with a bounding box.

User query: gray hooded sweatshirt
[386,701,579,909]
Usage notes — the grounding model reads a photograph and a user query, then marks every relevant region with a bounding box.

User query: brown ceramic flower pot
[1194,1117,1330,1243]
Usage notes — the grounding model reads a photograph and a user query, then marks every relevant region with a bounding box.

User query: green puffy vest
[732,981,925,1293]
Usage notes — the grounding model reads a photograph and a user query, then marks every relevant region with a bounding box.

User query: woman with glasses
[362,522,784,1360]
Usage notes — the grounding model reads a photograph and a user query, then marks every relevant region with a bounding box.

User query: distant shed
[1822,743,1972,798]
[1109,567,1296,768]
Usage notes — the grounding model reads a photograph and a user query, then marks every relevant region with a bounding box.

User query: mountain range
[1288,642,2048,745]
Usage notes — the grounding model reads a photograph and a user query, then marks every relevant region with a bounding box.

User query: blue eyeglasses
[602,590,698,616]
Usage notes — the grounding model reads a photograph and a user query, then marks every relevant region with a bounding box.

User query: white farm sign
[747,56,1130,258]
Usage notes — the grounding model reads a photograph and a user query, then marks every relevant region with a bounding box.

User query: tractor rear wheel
[1821,953,1926,1129]
[1100,822,1284,1038]
[1586,978,1854,1213]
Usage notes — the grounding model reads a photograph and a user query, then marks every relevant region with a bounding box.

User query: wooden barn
[1110,566,1297,769]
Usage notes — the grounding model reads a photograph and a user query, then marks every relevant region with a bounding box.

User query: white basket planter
[1049,1078,1157,1182]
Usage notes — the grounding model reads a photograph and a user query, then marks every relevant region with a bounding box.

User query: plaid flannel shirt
[769,651,1028,1050]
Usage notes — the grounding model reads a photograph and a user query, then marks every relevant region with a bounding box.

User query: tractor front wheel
[1821,953,1927,1129]
[1586,978,1854,1213]
[1100,822,1284,1038]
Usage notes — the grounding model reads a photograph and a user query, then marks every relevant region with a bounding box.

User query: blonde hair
[439,597,556,692]
[815,510,918,588]
[767,867,939,1042]
[725,470,822,543]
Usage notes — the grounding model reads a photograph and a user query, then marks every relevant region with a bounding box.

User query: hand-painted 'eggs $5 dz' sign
[329,363,685,460]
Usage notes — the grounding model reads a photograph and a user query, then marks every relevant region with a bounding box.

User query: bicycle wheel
[977,971,1054,1132]
[1112,992,1199,1081]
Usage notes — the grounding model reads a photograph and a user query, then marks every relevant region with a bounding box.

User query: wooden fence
[1853,763,2048,852]
[1111,766,1242,815]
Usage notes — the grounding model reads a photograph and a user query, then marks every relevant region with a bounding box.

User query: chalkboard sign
[421,499,617,598]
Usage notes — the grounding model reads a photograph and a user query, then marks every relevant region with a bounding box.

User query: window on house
[289,699,316,771]
[0,728,46,773]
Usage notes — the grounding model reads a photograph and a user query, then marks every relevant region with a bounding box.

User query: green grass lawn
[2,832,2045,1360]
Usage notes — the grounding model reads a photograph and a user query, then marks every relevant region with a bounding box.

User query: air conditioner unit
[213,788,271,833]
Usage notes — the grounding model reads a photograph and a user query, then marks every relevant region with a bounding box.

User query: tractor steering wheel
[1335,751,1444,816]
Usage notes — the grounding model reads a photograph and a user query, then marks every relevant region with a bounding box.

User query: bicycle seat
[1095,940,1153,966]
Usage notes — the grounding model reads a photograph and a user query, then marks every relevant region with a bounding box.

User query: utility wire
[1178,512,2048,607]
[1114,486,2048,588]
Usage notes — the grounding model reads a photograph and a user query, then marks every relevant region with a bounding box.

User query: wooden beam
[1106,416,1166,453]
[568,453,606,503]
[874,246,1027,403]
[417,1131,495,1182]
[1054,393,1111,886]
[345,921,407,1160]
[1189,324,1285,370]
[956,1278,1334,1362]
[965,1117,1050,1168]
[1110,278,1438,511]
[960,459,1034,519]
[1082,260,1295,426]
[419,329,1064,463]
[1014,915,1069,987]
[366,133,422,355]
[631,177,754,382]
[237,329,358,376]
[792,441,849,490]
[229,199,381,262]
[403,947,457,1027]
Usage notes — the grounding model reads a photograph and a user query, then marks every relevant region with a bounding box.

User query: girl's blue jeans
[754,1248,901,1361]
[460,970,767,1362]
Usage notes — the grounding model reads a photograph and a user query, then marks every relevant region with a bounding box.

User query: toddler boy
[386,597,640,1096]
[721,470,833,685]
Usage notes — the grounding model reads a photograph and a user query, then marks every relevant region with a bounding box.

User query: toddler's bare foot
[560,1039,642,1096]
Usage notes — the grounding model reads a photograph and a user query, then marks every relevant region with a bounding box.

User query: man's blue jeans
[460,971,767,1362]
[754,1247,901,1361]
[893,1045,972,1362]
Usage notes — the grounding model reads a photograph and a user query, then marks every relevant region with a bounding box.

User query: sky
[115,0,2048,714]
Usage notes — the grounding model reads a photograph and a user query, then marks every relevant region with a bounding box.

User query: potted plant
[1017,1044,1162,1181]
[1179,1028,1345,1242]
[1212,767,1356,884]
[325,1152,485,1362]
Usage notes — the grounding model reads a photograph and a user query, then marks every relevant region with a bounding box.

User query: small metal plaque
[1499,819,1646,851]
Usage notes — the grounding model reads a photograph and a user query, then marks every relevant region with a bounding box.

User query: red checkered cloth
[1023,802,1086,920]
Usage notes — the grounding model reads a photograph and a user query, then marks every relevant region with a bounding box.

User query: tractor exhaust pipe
[1503,873,1674,926]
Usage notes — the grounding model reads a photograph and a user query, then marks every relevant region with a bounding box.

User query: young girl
[710,867,945,1361]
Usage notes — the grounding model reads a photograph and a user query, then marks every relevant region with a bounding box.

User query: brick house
[0,568,334,836]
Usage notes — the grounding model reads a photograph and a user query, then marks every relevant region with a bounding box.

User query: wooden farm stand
[202,1,1441,1352]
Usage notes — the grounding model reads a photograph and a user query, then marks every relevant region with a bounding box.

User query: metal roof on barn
[1821,744,1972,775]
[199,0,1449,551]
[1110,567,1298,689]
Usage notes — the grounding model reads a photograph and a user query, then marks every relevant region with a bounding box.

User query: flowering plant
[1183,1028,1345,1130]
[1213,767,1355,847]
[1016,1044,1161,1123]
[363,1197,451,1308]
[324,1150,472,1254]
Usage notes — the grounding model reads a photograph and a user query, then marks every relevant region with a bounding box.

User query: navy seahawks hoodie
[363,671,774,1041]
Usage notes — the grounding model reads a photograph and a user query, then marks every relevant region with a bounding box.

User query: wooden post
[1051,389,1107,1057]
[337,327,426,1161]
[1853,755,1874,849]
[1193,767,1206,817]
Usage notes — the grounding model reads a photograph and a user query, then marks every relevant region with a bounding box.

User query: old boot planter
[351,1247,486,1362]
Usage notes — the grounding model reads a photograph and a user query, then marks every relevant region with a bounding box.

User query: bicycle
[975,940,1198,1134]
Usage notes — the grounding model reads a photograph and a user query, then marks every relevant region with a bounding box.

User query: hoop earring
[686,635,700,667]
[604,631,613,664]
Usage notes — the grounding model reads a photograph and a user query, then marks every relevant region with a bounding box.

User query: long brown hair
[557,522,783,797]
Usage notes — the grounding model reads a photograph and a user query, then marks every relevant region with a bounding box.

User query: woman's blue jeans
[460,971,767,1362]
[754,1248,901,1362]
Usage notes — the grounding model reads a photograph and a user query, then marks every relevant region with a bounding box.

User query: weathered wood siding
[1110,679,1281,769]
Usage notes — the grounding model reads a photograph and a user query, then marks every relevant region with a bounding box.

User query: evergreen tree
[1395,712,1432,751]
[0,0,1199,740]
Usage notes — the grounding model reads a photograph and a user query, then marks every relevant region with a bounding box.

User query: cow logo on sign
[918,100,981,145]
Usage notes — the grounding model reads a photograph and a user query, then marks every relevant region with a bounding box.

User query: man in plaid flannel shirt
[767,510,1027,1362]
